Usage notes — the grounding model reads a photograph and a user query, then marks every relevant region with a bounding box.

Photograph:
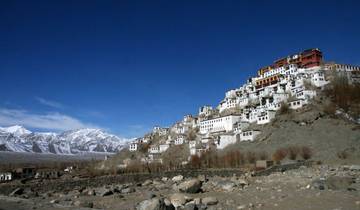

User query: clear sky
[1,0,359,138]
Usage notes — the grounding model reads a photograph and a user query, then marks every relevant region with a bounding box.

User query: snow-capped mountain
[0,125,130,154]
[0,125,32,137]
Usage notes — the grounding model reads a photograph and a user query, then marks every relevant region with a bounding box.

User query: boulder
[169,193,187,208]
[9,188,24,196]
[197,174,207,182]
[101,189,114,197]
[350,165,360,171]
[87,189,96,196]
[202,197,218,205]
[121,187,135,194]
[136,198,166,210]
[50,199,59,204]
[143,179,153,186]
[177,179,202,193]
[326,176,354,190]
[312,176,355,191]
[74,200,93,208]
[193,198,201,205]
[237,179,249,187]
[312,178,326,190]
[184,202,197,210]
[216,180,236,192]
[172,175,184,182]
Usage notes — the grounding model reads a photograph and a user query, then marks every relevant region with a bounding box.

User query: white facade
[296,90,316,101]
[219,98,237,113]
[333,64,360,84]
[129,143,138,152]
[189,140,197,155]
[159,144,170,153]
[0,172,12,182]
[335,64,360,72]
[288,99,307,109]
[240,130,261,141]
[257,110,276,125]
[199,115,242,134]
[199,106,213,117]
[174,136,186,145]
[311,71,328,87]
[216,134,236,149]
[238,97,249,107]
[153,126,169,135]
[234,121,249,133]
[148,145,160,154]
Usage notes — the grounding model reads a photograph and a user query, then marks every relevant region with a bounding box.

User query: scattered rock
[143,180,153,186]
[172,175,184,182]
[350,165,360,171]
[184,202,197,210]
[312,176,354,191]
[74,200,94,208]
[216,180,236,192]
[193,198,201,205]
[177,179,202,193]
[237,204,246,209]
[312,179,326,190]
[169,193,187,208]
[197,174,207,182]
[202,197,218,205]
[326,176,354,190]
[50,199,59,204]
[87,189,96,196]
[101,189,114,197]
[121,187,135,194]
[9,188,24,196]
[136,198,166,210]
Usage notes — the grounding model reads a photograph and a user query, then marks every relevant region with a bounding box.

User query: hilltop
[103,48,360,171]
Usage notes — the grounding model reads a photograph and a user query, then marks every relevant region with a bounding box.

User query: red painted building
[300,48,323,68]
[257,48,323,76]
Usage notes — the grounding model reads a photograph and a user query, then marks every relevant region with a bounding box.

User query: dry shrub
[323,102,337,116]
[299,146,313,160]
[139,143,150,154]
[246,151,257,164]
[337,150,348,159]
[325,74,360,117]
[189,155,201,168]
[272,148,288,162]
[258,151,269,160]
[279,102,290,115]
[288,146,299,160]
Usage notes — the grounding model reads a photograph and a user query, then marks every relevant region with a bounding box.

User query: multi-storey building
[199,114,242,134]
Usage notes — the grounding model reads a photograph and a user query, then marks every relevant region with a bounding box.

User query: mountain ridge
[0,125,130,154]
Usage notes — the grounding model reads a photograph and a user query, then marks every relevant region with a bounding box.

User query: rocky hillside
[222,101,360,164]
[0,125,129,154]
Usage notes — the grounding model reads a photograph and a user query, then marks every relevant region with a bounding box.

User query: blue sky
[0,0,359,138]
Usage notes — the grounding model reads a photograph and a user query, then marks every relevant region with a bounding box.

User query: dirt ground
[0,165,359,210]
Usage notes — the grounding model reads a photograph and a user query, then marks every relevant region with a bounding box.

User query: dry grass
[324,74,360,118]
[272,147,288,162]
[337,150,348,159]
[299,146,313,160]
[279,102,290,115]
[288,146,299,160]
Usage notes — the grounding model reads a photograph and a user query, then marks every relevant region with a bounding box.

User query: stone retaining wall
[254,161,314,176]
